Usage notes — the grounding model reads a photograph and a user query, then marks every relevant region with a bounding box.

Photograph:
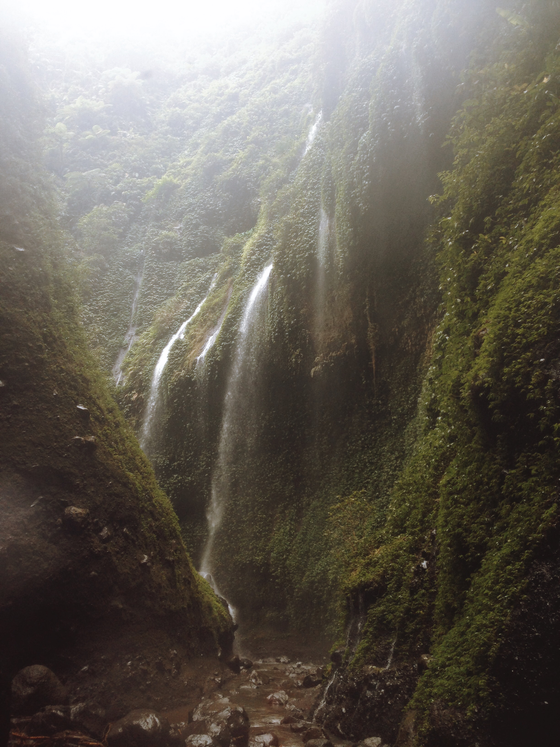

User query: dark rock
[330,649,345,667]
[226,655,241,674]
[63,506,90,529]
[76,405,90,420]
[27,703,106,739]
[250,733,279,747]
[319,663,417,744]
[107,709,173,747]
[11,665,67,716]
[303,727,325,742]
[240,659,253,670]
[302,673,322,688]
[417,654,431,674]
[72,436,97,451]
[256,671,270,685]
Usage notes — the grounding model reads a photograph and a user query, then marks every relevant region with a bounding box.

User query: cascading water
[200,263,274,600]
[303,110,323,156]
[195,287,232,371]
[112,259,144,386]
[314,206,330,343]
[140,275,217,453]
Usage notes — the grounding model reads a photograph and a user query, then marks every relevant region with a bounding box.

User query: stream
[162,656,347,747]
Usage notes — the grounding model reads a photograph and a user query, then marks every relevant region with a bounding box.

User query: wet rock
[27,703,106,739]
[72,435,97,451]
[359,739,382,747]
[330,649,345,667]
[11,665,68,716]
[305,740,333,747]
[250,733,279,747]
[107,709,174,747]
[249,671,262,686]
[226,655,241,674]
[303,727,325,742]
[240,659,253,670]
[266,691,288,706]
[191,700,250,747]
[289,721,309,733]
[302,673,322,688]
[63,506,90,529]
[187,736,214,747]
[99,526,111,541]
[281,715,298,725]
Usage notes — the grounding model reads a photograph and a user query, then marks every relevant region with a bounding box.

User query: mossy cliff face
[0,24,233,731]
[18,0,560,743]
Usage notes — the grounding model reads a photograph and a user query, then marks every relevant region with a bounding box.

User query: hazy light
[9,0,326,41]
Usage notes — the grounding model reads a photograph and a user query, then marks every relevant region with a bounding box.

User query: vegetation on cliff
[4,0,560,744]
[0,20,232,724]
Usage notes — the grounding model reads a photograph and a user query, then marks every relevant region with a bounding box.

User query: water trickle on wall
[140,275,217,454]
[112,258,144,386]
[303,110,323,156]
[195,287,233,373]
[200,263,274,589]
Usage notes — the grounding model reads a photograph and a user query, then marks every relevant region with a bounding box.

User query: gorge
[2,0,560,746]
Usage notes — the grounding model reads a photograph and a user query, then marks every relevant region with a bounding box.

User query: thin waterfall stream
[140,274,217,453]
[200,263,274,609]
[303,110,323,156]
[112,259,144,386]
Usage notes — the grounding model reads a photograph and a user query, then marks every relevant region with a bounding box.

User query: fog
[8,0,326,44]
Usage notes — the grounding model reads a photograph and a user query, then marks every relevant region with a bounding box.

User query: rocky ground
[6,648,392,747]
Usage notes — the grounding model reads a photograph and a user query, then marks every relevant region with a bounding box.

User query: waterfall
[140,274,217,452]
[195,287,232,371]
[200,263,273,585]
[303,110,323,156]
[112,260,144,386]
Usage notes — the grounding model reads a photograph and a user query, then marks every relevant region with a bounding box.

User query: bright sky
[9,0,326,41]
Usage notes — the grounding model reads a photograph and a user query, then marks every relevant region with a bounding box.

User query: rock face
[0,27,234,738]
[11,666,67,717]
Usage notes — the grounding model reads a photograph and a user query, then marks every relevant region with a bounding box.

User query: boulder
[303,727,325,742]
[63,506,90,529]
[289,721,310,733]
[249,734,278,747]
[266,691,288,706]
[330,649,345,667]
[11,665,67,716]
[187,737,214,747]
[191,699,250,747]
[27,703,106,739]
[226,656,241,675]
[302,673,322,688]
[359,740,382,747]
[106,709,174,747]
